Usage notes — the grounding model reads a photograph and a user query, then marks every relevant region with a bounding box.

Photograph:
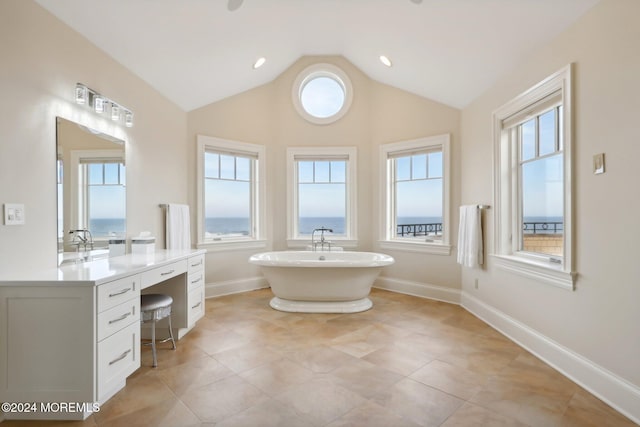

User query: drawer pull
[191,260,203,267]
[108,349,132,366]
[191,277,202,284]
[191,301,202,309]
[109,287,132,298]
[160,269,175,276]
[108,312,132,325]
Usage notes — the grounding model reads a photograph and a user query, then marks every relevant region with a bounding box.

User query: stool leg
[151,317,158,368]
[167,313,176,350]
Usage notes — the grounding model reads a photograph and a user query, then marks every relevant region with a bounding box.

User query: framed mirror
[56,117,126,265]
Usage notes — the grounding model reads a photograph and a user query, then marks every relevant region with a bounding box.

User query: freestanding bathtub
[248,251,395,313]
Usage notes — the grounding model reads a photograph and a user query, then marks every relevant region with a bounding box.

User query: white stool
[140,293,176,367]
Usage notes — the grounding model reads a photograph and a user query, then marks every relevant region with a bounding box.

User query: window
[287,147,357,246]
[292,63,353,125]
[197,135,266,250]
[70,150,126,241]
[493,65,575,289]
[380,135,451,255]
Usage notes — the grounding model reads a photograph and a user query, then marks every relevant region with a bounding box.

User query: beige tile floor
[3,288,636,427]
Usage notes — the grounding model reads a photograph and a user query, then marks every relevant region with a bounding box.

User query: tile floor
[3,288,636,427]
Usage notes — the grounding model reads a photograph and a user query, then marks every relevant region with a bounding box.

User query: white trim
[379,134,451,250]
[379,240,452,255]
[204,276,269,298]
[291,63,353,125]
[286,146,358,244]
[286,239,357,249]
[492,254,575,290]
[197,239,268,253]
[373,276,461,304]
[196,135,267,247]
[492,64,574,284]
[461,292,640,425]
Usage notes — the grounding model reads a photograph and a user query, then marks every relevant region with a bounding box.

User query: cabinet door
[97,275,139,313]
[97,298,140,342]
[97,322,140,402]
[187,286,205,327]
[0,286,95,403]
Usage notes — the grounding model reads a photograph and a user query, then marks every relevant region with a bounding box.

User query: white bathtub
[249,251,395,313]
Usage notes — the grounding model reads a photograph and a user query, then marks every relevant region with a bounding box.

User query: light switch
[4,203,25,225]
[593,153,605,175]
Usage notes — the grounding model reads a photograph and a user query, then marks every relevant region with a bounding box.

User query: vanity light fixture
[75,84,87,105]
[94,95,105,113]
[253,57,266,69]
[124,111,134,128]
[75,83,134,127]
[111,103,120,121]
[379,55,393,67]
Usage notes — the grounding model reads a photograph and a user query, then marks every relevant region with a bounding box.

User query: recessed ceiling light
[253,57,266,69]
[379,55,392,67]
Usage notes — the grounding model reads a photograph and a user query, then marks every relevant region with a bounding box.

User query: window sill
[286,239,358,250]
[197,239,268,253]
[379,240,452,255]
[492,254,576,290]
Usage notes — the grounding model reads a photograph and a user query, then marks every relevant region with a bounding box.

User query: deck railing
[397,221,564,237]
[522,222,563,234]
[397,223,443,237]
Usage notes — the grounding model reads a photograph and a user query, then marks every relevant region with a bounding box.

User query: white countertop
[0,249,206,286]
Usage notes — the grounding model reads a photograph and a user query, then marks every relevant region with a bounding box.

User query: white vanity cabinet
[187,253,205,327]
[0,249,205,421]
[96,274,141,403]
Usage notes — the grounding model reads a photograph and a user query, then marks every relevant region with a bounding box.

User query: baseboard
[373,276,461,304]
[461,291,640,425]
[205,276,269,298]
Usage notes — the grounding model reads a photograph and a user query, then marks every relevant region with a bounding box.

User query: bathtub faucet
[312,227,333,252]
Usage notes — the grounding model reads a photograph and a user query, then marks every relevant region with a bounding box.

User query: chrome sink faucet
[70,229,94,251]
[311,227,333,252]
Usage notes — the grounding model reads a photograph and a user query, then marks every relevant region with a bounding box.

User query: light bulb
[94,95,105,113]
[124,111,133,127]
[111,103,120,121]
[75,84,87,105]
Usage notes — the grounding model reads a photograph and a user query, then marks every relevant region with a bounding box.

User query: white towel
[166,204,191,250]
[457,205,483,268]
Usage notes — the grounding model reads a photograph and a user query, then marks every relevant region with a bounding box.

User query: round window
[292,64,353,125]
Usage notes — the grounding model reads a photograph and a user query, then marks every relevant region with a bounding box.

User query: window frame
[492,64,575,290]
[286,146,358,248]
[379,134,452,255]
[69,149,126,242]
[291,63,353,125]
[196,135,267,252]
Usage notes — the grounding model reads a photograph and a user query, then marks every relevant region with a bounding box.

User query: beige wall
[0,0,188,271]
[188,56,462,292]
[460,0,640,395]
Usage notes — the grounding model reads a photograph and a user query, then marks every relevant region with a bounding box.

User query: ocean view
[91,216,563,239]
[89,218,125,238]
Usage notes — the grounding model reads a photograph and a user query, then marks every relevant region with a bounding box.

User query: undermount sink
[59,249,110,265]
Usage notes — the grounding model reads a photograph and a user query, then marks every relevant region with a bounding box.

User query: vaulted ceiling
[35,0,599,112]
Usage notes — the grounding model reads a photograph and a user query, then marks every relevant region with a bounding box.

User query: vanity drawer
[97,275,140,313]
[187,271,204,292]
[97,322,140,402]
[188,254,205,275]
[187,286,205,327]
[141,260,187,289]
[97,298,140,342]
